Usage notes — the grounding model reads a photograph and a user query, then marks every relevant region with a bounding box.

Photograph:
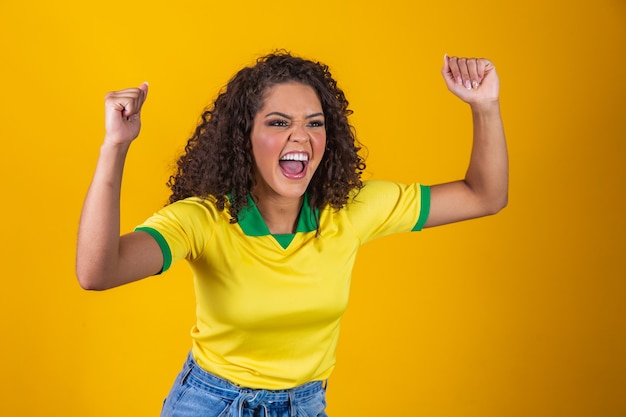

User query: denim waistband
[182,352,325,416]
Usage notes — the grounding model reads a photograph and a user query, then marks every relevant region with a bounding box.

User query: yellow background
[1,0,625,416]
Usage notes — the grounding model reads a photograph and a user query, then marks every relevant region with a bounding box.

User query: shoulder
[349,180,424,202]
[145,195,229,229]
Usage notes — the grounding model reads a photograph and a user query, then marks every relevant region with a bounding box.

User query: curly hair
[167,51,366,224]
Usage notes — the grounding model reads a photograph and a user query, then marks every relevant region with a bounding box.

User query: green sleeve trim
[134,226,172,274]
[412,184,431,231]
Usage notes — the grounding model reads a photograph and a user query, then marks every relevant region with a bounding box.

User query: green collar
[236,193,319,248]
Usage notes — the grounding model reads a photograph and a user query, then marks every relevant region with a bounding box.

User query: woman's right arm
[76,83,164,290]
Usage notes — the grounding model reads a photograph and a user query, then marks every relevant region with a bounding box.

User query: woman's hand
[441,55,499,105]
[104,82,149,145]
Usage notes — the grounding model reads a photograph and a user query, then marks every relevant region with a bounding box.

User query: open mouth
[279,152,309,179]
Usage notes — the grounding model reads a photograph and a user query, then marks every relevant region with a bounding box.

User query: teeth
[280,153,308,162]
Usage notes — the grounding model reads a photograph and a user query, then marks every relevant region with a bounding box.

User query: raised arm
[424,55,509,228]
[76,83,164,290]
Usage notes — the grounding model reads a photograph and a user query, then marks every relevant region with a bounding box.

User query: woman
[76,51,508,416]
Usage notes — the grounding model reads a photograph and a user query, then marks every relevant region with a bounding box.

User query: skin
[425,55,508,227]
[250,82,327,234]
[75,55,508,290]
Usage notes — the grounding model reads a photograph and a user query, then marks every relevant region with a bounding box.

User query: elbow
[76,276,108,291]
[485,193,508,216]
[500,195,509,212]
[77,281,108,291]
[75,266,111,291]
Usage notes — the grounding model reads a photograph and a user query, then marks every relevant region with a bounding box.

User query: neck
[253,193,303,234]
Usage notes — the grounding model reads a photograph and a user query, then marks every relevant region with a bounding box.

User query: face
[250,82,326,202]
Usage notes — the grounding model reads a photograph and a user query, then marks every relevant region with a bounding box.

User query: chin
[276,180,311,199]
[280,187,308,199]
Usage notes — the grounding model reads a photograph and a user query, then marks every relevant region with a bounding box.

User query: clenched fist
[104,82,149,145]
[442,55,499,105]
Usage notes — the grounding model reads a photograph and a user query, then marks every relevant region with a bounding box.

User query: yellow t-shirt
[135,180,430,389]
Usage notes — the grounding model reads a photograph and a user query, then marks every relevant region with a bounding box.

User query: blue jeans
[160,353,329,417]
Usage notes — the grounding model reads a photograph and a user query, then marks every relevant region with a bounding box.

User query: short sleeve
[134,197,217,273]
[344,180,430,244]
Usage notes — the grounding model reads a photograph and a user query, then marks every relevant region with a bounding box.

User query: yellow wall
[1,1,625,416]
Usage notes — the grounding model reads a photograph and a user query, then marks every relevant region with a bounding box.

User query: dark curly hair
[167,51,366,224]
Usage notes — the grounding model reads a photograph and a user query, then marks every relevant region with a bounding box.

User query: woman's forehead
[259,82,322,111]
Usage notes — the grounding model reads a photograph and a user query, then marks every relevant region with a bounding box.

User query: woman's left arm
[424,55,509,228]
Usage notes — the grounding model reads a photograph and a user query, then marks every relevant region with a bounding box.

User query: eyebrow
[264,111,324,119]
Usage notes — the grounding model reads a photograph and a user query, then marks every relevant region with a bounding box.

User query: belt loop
[288,389,297,417]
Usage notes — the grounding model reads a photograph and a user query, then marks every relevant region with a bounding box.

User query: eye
[308,119,325,128]
[267,119,289,127]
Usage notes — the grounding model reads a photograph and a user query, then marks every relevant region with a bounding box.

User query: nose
[288,122,310,143]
